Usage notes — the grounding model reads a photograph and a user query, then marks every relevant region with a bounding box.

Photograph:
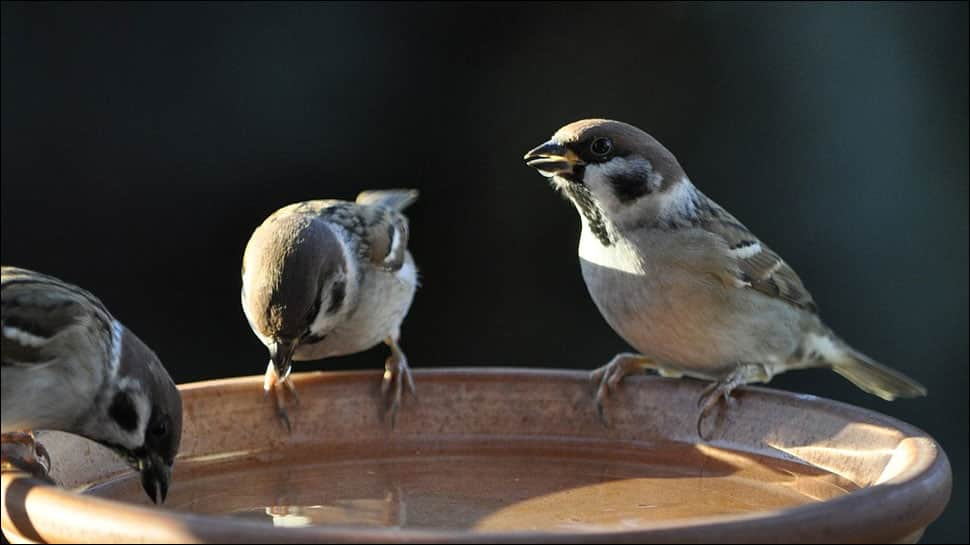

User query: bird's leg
[381,336,416,429]
[1,431,53,483]
[591,353,669,426]
[696,363,769,440]
[278,364,300,406]
[263,361,298,432]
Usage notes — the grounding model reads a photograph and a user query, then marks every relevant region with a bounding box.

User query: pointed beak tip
[524,141,561,162]
[141,475,159,504]
[140,458,171,504]
[523,140,577,176]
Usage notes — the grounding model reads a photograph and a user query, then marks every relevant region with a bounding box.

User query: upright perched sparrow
[524,119,926,434]
[242,190,419,429]
[1,267,182,503]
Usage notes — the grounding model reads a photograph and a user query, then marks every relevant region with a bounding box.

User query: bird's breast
[577,224,644,275]
[577,229,761,376]
[293,254,417,361]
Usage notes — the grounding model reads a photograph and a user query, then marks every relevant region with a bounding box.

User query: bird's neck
[562,177,704,246]
[571,178,706,276]
[561,183,618,247]
[640,177,703,230]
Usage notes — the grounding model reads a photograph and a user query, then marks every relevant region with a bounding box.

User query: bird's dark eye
[150,419,167,439]
[590,137,613,157]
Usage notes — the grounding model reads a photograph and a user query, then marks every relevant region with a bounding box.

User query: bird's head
[524,119,693,238]
[0,267,182,504]
[241,211,353,378]
[83,325,182,504]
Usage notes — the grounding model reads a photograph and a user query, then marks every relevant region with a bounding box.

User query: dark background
[2,2,966,542]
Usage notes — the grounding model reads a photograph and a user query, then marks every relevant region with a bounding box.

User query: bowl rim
[1,367,953,544]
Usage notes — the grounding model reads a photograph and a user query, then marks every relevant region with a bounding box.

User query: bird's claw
[590,354,654,428]
[591,365,620,427]
[276,406,292,433]
[282,379,301,407]
[264,363,298,433]
[694,364,764,440]
[695,381,739,440]
[1,432,54,484]
[381,353,416,429]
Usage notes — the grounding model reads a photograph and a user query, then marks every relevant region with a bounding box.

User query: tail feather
[355,189,419,211]
[828,344,927,401]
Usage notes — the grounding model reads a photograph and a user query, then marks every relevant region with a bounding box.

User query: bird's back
[1,267,112,432]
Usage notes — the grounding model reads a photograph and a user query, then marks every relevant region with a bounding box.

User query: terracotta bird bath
[1,368,951,543]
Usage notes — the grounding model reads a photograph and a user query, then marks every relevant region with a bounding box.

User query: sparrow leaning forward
[2,266,182,503]
[241,190,420,430]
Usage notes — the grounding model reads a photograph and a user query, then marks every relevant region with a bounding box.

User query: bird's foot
[695,363,767,440]
[590,353,658,427]
[1,431,54,483]
[264,362,300,432]
[381,337,416,429]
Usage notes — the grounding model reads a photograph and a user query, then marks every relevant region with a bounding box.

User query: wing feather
[694,199,818,313]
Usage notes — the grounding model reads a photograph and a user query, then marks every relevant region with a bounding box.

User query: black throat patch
[561,182,614,247]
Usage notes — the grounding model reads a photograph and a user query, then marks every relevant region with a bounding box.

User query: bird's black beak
[524,140,584,177]
[269,337,296,381]
[138,451,171,504]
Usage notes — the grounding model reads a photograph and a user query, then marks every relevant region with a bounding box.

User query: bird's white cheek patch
[307,274,346,335]
[107,381,151,448]
[585,158,661,203]
[582,163,620,207]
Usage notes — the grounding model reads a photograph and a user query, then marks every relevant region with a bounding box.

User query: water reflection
[89,442,858,532]
[236,490,403,528]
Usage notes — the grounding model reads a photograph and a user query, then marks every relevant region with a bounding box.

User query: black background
[2,3,966,542]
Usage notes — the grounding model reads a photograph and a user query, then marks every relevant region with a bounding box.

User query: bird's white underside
[295,252,416,361]
[578,222,645,275]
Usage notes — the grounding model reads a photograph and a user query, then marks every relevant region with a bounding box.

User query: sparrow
[241,189,419,429]
[1,266,182,503]
[524,119,926,435]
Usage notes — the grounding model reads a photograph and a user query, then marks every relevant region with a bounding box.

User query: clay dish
[1,368,951,543]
